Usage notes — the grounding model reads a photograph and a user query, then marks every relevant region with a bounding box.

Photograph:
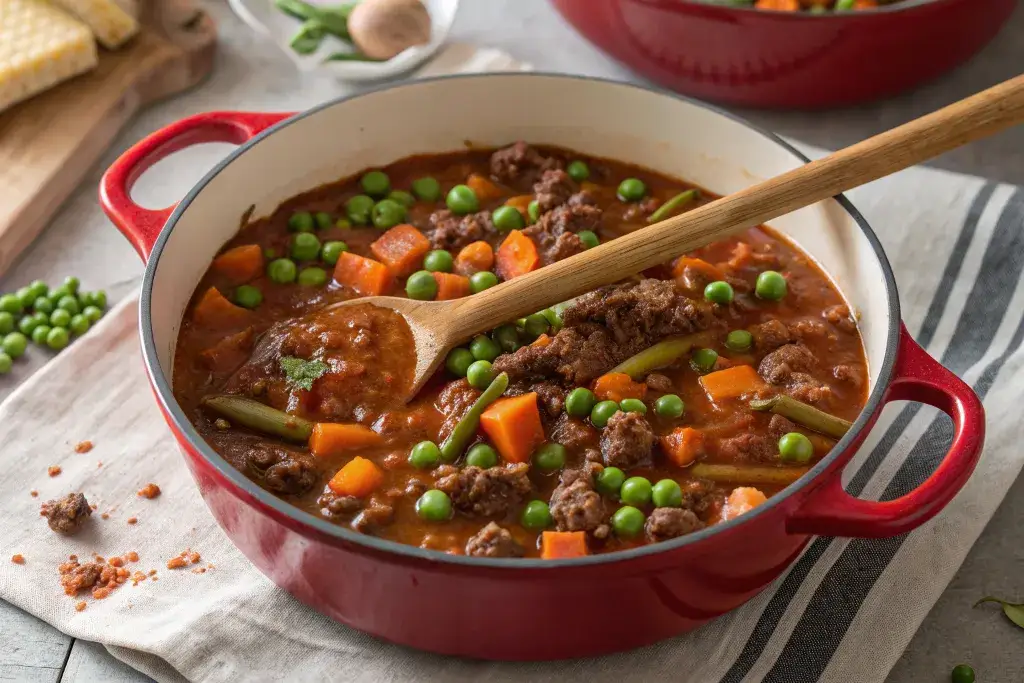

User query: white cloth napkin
[2,47,1023,683]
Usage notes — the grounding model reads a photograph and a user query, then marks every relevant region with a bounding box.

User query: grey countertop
[2,1,1022,681]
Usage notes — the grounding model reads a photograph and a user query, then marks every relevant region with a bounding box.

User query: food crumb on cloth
[136,483,161,499]
[58,552,141,605]
[75,440,93,453]
[29,489,38,497]
[126,517,137,525]
[11,554,25,564]
[75,601,86,612]
[47,465,62,477]
[166,549,203,570]
[40,493,92,535]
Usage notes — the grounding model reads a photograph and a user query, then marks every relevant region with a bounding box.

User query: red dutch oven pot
[550,0,1016,108]
[99,74,983,660]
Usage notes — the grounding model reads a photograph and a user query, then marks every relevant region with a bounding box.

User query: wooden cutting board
[0,0,217,277]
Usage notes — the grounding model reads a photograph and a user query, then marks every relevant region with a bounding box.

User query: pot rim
[139,72,901,568]
[669,0,953,17]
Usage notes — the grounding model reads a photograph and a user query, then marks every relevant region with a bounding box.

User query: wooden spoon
[340,74,1024,398]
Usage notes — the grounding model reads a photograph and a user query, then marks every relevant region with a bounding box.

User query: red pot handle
[787,322,985,538]
[100,111,294,260]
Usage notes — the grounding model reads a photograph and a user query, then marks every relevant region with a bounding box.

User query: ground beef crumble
[436,464,532,517]
[549,463,608,536]
[465,522,524,558]
[58,552,138,599]
[645,508,704,542]
[600,411,654,469]
[489,141,562,186]
[41,493,92,535]
[428,209,496,252]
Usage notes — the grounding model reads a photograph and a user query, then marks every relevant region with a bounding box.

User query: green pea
[28,280,48,300]
[46,327,69,350]
[652,479,683,508]
[611,506,645,538]
[33,297,53,314]
[704,280,735,305]
[48,285,71,303]
[492,206,525,233]
[590,400,620,428]
[288,211,315,233]
[619,398,647,415]
[31,311,48,326]
[297,267,328,287]
[950,664,975,683]
[779,432,814,463]
[91,290,107,309]
[17,315,37,335]
[445,184,479,215]
[596,466,626,496]
[469,271,498,294]
[654,394,685,419]
[835,0,856,8]
[406,270,438,300]
[567,160,590,182]
[57,295,80,316]
[321,241,348,265]
[620,477,653,507]
[411,176,441,202]
[527,200,540,224]
[565,387,597,417]
[533,443,567,472]
[345,194,375,225]
[691,348,719,373]
[233,285,263,309]
[16,287,35,310]
[49,309,71,329]
[617,178,646,202]
[371,199,407,229]
[520,500,553,530]
[314,211,333,230]
[69,314,90,336]
[578,230,600,249]
[0,352,10,374]
[0,312,12,335]
[267,258,298,284]
[291,233,321,261]
[415,489,452,521]
[62,276,80,294]
[82,306,103,323]
[361,170,391,198]
[465,443,499,469]
[469,335,500,362]
[31,325,50,345]
[445,347,475,377]
[522,313,549,339]
[755,270,788,301]
[388,190,416,207]
[409,441,441,469]
[726,329,753,352]
[493,324,521,352]
[423,249,454,273]
[0,294,22,315]
[466,360,495,389]
[336,218,352,229]
[3,332,27,358]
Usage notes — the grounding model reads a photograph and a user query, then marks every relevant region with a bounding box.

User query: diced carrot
[212,244,264,283]
[479,393,544,464]
[432,272,471,300]
[200,327,255,369]
[370,224,431,277]
[754,0,799,9]
[671,257,725,283]
[660,427,704,468]
[495,230,540,281]
[531,333,551,348]
[466,173,503,200]
[504,194,533,218]
[453,241,494,276]
[699,365,764,402]
[333,252,394,296]
[593,372,647,402]
[853,0,878,7]
[327,456,385,497]
[541,531,588,559]
[192,287,253,329]
[721,487,768,521]
[310,423,383,459]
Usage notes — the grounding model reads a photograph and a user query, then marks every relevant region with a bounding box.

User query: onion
[347,0,432,61]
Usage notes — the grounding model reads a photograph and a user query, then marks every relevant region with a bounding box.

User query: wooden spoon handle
[450,74,1024,335]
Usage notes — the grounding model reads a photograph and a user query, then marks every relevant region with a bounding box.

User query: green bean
[289,20,326,54]
[689,463,808,487]
[610,332,711,379]
[275,0,353,38]
[439,372,509,461]
[750,394,851,439]
[201,395,313,443]
[646,189,701,224]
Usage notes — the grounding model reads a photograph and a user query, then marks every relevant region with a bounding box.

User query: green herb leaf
[974,596,1024,629]
[279,356,329,391]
